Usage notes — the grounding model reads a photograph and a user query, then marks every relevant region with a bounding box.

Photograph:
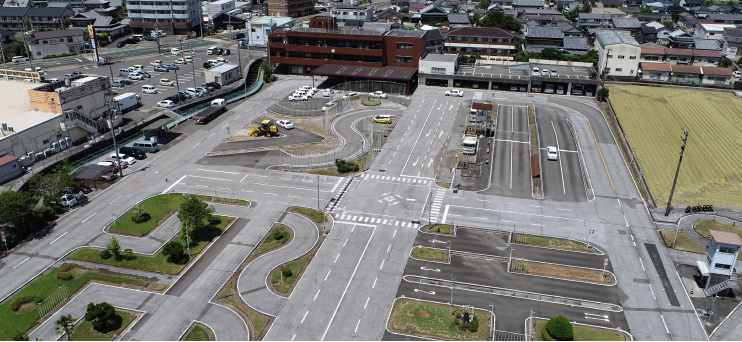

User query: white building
[417,53,458,87]
[28,29,85,59]
[595,30,641,78]
[127,0,203,35]
[202,0,234,19]
[204,63,240,86]
[700,230,741,291]
[246,16,294,46]
[329,4,373,26]
[694,23,736,40]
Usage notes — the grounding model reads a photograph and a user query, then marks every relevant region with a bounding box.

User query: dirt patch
[511,259,613,284]
[417,310,431,319]
[16,302,36,314]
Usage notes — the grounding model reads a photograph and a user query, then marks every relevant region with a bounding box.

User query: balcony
[270,42,383,57]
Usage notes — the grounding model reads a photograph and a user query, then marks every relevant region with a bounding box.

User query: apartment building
[267,0,313,17]
[0,7,29,31]
[329,4,373,26]
[126,0,202,35]
[28,28,84,58]
[26,7,74,30]
[443,27,518,61]
[596,30,641,78]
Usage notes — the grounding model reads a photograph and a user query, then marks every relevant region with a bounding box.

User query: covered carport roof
[311,64,417,81]
[72,164,110,181]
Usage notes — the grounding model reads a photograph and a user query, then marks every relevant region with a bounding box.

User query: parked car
[215,57,227,63]
[546,146,558,160]
[369,91,387,99]
[532,67,540,76]
[160,78,174,86]
[120,147,146,160]
[550,69,558,77]
[203,62,214,69]
[171,48,181,55]
[185,56,193,62]
[104,158,128,169]
[322,89,333,97]
[195,86,210,94]
[156,100,175,108]
[276,120,294,129]
[76,181,92,194]
[164,64,179,70]
[445,89,463,97]
[109,153,137,165]
[153,66,167,72]
[129,73,144,80]
[372,115,392,124]
[321,101,337,111]
[177,90,193,99]
[201,82,222,89]
[222,49,231,56]
[60,194,78,207]
[175,58,188,65]
[342,92,359,100]
[100,173,117,182]
[64,187,86,201]
[150,60,163,67]
[123,38,138,44]
[288,93,308,101]
[116,41,126,48]
[734,71,742,78]
[96,161,119,173]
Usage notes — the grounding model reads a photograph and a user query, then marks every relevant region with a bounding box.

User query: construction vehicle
[462,135,478,155]
[248,119,279,137]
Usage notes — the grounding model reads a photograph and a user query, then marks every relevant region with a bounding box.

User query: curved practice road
[238,212,319,316]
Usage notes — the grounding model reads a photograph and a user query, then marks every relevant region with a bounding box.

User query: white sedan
[276,120,294,129]
[288,94,308,101]
[156,100,175,108]
[109,153,137,165]
[546,146,558,160]
[445,89,463,97]
[369,91,387,99]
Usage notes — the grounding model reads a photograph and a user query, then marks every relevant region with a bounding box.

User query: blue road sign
[589,229,595,234]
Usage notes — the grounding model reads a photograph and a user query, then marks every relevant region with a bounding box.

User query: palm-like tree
[55,314,75,341]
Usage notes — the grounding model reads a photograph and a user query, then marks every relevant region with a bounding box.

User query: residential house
[490,0,514,9]
[419,5,448,25]
[391,0,410,7]
[523,26,563,52]
[664,47,694,64]
[721,27,742,58]
[708,14,742,24]
[28,28,83,59]
[408,2,426,13]
[444,26,518,60]
[523,8,565,25]
[635,13,662,23]
[666,29,695,47]
[0,29,14,45]
[695,22,736,39]
[637,24,658,43]
[620,6,641,14]
[212,12,247,30]
[512,0,544,10]
[671,64,702,83]
[600,0,621,8]
[694,38,720,50]
[612,17,641,36]
[67,11,127,36]
[0,7,30,31]
[2,0,30,7]
[446,13,469,26]
[557,21,584,37]
[639,61,671,81]
[642,0,673,6]
[377,8,405,23]
[562,36,589,54]
[680,0,701,7]
[577,13,612,28]
[425,28,443,52]
[595,30,641,77]
[692,49,721,65]
[640,46,666,61]
[701,66,732,86]
[591,7,626,18]
[25,7,73,31]
[330,4,373,26]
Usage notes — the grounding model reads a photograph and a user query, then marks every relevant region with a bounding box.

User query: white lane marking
[301,310,309,324]
[387,244,391,253]
[50,232,68,245]
[291,334,296,341]
[324,270,331,281]
[343,238,348,247]
[82,212,97,223]
[13,257,30,269]
[334,254,340,263]
[207,132,215,138]
[109,195,122,204]
[393,229,397,238]
[372,277,377,288]
[314,289,321,301]
[441,205,450,224]
[162,175,187,194]
[331,177,343,193]
[355,319,361,332]
[380,260,385,270]
[401,99,437,175]
[322,225,376,341]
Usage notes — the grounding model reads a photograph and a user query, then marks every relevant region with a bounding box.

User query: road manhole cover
[407,326,415,334]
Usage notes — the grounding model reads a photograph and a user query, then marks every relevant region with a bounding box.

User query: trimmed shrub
[131,211,151,223]
[335,159,360,173]
[56,271,73,280]
[122,249,134,261]
[162,241,184,263]
[99,249,112,259]
[271,228,286,241]
[545,315,573,341]
[85,302,118,333]
[468,315,479,333]
[11,295,41,311]
[281,268,292,278]
[208,216,222,225]
[58,264,77,272]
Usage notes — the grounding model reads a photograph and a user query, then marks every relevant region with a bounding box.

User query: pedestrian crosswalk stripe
[383,219,387,224]
[364,217,369,222]
[352,216,357,221]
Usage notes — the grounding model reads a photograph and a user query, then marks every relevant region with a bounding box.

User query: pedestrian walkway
[333,213,420,229]
[429,188,446,223]
[363,174,431,184]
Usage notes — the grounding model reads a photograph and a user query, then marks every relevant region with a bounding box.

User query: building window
[670,56,677,60]
[431,67,446,74]
[715,263,732,270]
[615,68,623,71]
[396,56,412,63]
[629,56,636,59]
[605,68,610,73]
[397,42,413,49]
[719,246,737,254]
[618,55,625,59]
[607,54,613,58]
[709,58,716,63]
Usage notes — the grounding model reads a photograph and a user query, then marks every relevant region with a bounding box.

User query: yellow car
[174,58,188,65]
[150,60,162,66]
[342,92,359,100]
[321,101,337,112]
[372,115,392,124]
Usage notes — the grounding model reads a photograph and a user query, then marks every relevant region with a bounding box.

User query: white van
[207,46,218,55]
[132,140,158,152]
[171,48,180,55]
[119,67,134,74]
[11,56,28,63]
[112,79,125,87]
[142,85,157,94]
[132,65,144,71]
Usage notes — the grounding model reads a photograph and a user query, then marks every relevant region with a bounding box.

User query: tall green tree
[85,302,118,332]
[28,159,75,200]
[55,314,75,341]
[106,236,121,258]
[478,10,522,31]
[177,196,215,243]
[476,0,490,9]
[718,57,732,68]
[0,190,43,239]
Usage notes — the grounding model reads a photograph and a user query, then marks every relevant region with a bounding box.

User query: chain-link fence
[329,80,407,95]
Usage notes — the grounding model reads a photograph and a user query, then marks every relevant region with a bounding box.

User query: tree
[639,6,653,13]
[476,0,490,9]
[85,302,118,333]
[0,190,44,239]
[441,21,449,27]
[62,19,69,29]
[400,7,409,13]
[106,236,121,259]
[260,59,271,83]
[544,315,573,341]
[177,196,215,244]
[162,241,184,262]
[663,21,675,30]
[737,57,742,65]
[672,12,680,22]
[718,57,732,68]
[597,87,610,100]
[28,159,75,201]
[556,4,564,12]
[11,331,29,341]
[478,10,522,31]
[55,314,75,341]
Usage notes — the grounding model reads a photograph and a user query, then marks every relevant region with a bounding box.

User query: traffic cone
[690,288,694,295]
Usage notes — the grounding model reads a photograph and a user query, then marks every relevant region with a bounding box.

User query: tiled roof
[596,30,640,47]
[447,26,517,37]
[362,22,392,32]
[525,26,563,38]
[29,28,83,41]
[670,64,701,73]
[447,13,469,23]
[665,48,693,56]
[612,17,640,28]
[692,49,721,57]
[640,62,672,71]
[641,47,666,54]
[562,36,588,50]
[386,29,426,37]
[0,154,18,166]
[702,66,732,76]
[26,6,72,16]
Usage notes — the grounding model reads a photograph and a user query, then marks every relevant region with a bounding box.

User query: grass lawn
[410,247,446,261]
[0,268,146,341]
[695,220,742,240]
[218,285,233,299]
[69,216,232,275]
[523,235,589,252]
[227,298,269,337]
[254,225,289,256]
[388,298,487,341]
[535,320,624,341]
[291,207,325,224]
[610,85,742,209]
[270,257,308,293]
[427,224,451,234]
[191,195,250,207]
[362,99,381,106]
[151,283,168,291]
[660,231,707,255]
[70,310,135,341]
[513,260,611,284]
[109,193,186,236]
[184,325,210,341]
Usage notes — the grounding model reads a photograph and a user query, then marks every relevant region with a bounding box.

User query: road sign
[589,229,595,234]
[0,231,5,241]
[604,258,609,265]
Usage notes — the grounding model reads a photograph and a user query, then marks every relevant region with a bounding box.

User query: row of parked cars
[155,82,223,108]
[95,144,157,181]
[288,86,318,101]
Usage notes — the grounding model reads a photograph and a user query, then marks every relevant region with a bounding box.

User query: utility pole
[174,68,182,100]
[450,275,456,316]
[664,128,689,216]
[185,218,191,258]
[237,37,243,76]
[113,102,124,178]
[190,43,197,90]
[317,174,321,211]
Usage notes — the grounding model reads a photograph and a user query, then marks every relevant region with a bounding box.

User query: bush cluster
[281,268,293,278]
[99,249,112,259]
[451,312,479,333]
[162,241,185,263]
[58,264,77,272]
[336,159,360,173]
[55,271,73,280]
[272,228,287,241]
[85,302,118,332]
[544,315,573,341]
[11,295,42,311]
[131,211,151,223]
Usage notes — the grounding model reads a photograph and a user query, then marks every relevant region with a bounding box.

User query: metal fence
[38,285,68,319]
[269,96,351,117]
[329,80,407,95]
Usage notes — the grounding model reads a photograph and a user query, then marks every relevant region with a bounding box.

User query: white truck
[113,93,142,114]
[462,135,478,155]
